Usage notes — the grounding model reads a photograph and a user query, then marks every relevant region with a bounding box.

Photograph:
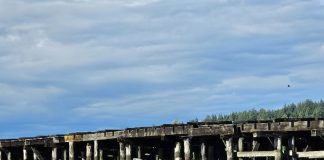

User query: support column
[208,145,215,160]
[289,136,297,160]
[99,149,103,160]
[275,137,282,160]
[201,142,207,160]
[63,149,67,160]
[69,141,75,160]
[184,138,190,160]
[86,142,92,160]
[7,151,11,160]
[158,148,163,160]
[0,151,2,160]
[238,137,244,160]
[52,146,57,160]
[125,144,132,160]
[94,140,98,160]
[137,146,142,159]
[226,138,234,160]
[33,151,37,160]
[119,142,126,160]
[174,141,181,160]
[23,147,28,160]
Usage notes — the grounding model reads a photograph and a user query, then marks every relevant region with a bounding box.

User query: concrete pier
[174,141,181,160]
[200,142,206,160]
[63,149,67,160]
[94,140,98,160]
[86,142,92,160]
[7,151,11,160]
[33,151,37,160]
[125,143,131,160]
[275,137,282,160]
[183,138,190,160]
[69,141,74,160]
[238,137,244,160]
[52,146,57,160]
[1,118,324,159]
[23,147,27,160]
[137,146,142,159]
[119,142,126,160]
[226,138,233,160]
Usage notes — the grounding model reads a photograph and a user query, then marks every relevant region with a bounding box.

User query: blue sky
[0,0,324,138]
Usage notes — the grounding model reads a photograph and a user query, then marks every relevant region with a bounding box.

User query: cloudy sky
[0,0,324,138]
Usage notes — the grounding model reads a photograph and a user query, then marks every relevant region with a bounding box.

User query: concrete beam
[297,151,324,159]
[237,151,277,157]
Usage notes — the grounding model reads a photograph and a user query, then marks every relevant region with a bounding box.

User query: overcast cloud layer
[0,0,324,138]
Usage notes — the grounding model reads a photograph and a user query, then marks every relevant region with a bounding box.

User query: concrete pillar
[137,146,142,159]
[275,137,282,160]
[200,142,207,160]
[0,151,2,160]
[69,141,75,160]
[208,145,215,160]
[119,142,126,160]
[94,140,98,160]
[238,137,244,160]
[125,144,132,160]
[184,138,190,160]
[33,151,37,160]
[289,136,297,160]
[7,151,11,160]
[99,149,103,160]
[81,152,86,160]
[226,138,234,160]
[23,147,28,160]
[158,148,163,160]
[52,146,57,160]
[86,143,92,160]
[63,149,67,160]
[174,141,181,160]
[192,152,196,160]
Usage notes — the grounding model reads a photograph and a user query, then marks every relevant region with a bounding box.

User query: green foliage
[204,99,324,122]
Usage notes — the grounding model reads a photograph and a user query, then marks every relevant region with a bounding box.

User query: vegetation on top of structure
[203,99,324,122]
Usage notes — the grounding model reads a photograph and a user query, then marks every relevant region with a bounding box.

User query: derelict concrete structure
[1,118,324,160]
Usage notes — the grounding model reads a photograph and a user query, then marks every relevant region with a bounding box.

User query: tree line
[203,99,324,122]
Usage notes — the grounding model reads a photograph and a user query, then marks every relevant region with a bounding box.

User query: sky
[0,0,324,138]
